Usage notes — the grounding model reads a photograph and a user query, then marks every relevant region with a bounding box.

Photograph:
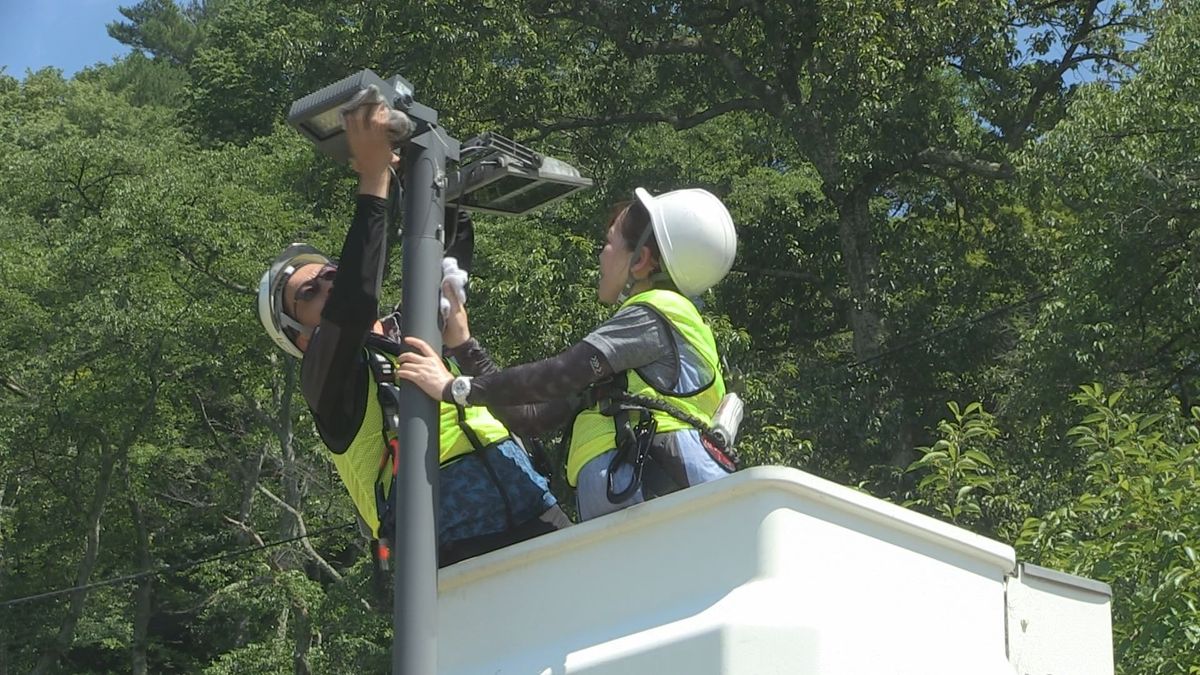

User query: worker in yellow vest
[396,187,741,520]
[256,100,568,566]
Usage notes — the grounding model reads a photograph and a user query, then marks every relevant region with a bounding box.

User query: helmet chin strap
[280,313,313,338]
[273,264,315,340]
[617,225,656,303]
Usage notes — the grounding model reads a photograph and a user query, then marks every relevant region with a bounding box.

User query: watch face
[453,377,470,400]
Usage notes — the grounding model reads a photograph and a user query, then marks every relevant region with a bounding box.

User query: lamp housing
[448,132,593,216]
[287,69,418,163]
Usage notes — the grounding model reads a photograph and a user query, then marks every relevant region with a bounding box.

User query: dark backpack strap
[454,404,518,530]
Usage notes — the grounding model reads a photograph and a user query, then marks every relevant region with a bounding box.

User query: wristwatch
[450,376,473,407]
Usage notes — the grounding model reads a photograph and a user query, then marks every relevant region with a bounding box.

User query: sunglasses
[291,264,337,316]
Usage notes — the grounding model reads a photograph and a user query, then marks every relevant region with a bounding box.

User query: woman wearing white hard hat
[396,187,741,520]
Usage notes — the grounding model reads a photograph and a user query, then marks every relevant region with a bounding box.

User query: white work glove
[339,84,415,144]
[440,256,468,318]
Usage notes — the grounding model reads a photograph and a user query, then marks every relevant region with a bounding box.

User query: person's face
[597,212,634,305]
[283,263,336,331]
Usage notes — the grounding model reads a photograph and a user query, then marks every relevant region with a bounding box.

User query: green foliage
[1020,0,1200,423]
[0,0,1195,672]
[1018,385,1200,674]
[108,0,226,66]
[907,402,1000,526]
[82,50,192,107]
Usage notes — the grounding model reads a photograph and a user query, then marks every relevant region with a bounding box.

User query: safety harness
[360,341,520,578]
[586,372,740,503]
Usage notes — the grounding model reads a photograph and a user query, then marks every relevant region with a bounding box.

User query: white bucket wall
[434,466,1110,674]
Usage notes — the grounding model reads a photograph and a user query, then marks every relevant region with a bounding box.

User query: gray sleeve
[582,305,674,374]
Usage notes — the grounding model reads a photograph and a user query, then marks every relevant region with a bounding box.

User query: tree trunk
[275,359,301,544]
[831,185,924,470]
[238,443,267,526]
[31,442,120,675]
[892,389,919,472]
[127,467,153,675]
[0,477,11,675]
[292,603,313,675]
[0,604,8,675]
[32,364,160,675]
[835,190,885,361]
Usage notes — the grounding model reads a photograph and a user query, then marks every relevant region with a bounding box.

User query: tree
[1021,0,1200,422]
[1019,385,1200,674]
[449,0,1147,470]
[108,0,226,67]
[0,69,370,673]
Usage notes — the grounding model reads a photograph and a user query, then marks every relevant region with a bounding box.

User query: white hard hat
[257,243,331,359]
[633,187,737,297]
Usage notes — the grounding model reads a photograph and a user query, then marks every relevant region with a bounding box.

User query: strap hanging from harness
[365,348,519,552]
[589,373,740,504]
[454,404,517,530]
[604,402,658,503]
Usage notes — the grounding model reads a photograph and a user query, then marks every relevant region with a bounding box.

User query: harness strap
[455,404,517,530]
[609,391,740,471]
[605,406,658,503]
[587,371,740,504]
[366,347,520,543]
[366,352,403,541]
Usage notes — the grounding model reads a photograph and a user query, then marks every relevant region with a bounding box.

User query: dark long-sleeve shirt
[301,195,389,454]
[299,196,573,450]
[445,338,593,438]
[442,304,684,437]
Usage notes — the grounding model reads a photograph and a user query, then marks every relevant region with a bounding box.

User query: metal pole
[393,121,447,675]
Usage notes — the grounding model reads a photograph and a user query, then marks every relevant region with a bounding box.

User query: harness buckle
[606,411,657,504]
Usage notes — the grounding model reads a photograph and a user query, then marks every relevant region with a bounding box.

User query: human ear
[631,245,657,279]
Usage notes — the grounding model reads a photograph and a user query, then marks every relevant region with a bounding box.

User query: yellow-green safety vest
[329,351,510,537]
[567,289,725,486]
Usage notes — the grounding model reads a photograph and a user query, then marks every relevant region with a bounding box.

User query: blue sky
[0,0,132,79]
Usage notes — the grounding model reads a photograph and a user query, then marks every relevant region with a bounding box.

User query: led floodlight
[448,133,593,216]
[289,75,592,216]
[287,69,419,163]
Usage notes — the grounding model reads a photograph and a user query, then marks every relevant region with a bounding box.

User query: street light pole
[393,110,455,675]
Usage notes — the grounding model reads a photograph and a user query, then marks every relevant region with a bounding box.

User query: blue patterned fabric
[438,439,555,544]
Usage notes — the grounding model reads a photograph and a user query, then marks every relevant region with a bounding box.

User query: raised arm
[300,103,397,451]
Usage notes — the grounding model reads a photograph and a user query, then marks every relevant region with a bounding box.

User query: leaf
[962,450,995,469]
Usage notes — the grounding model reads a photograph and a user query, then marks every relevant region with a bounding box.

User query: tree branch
[626,36,706,57]
[171,244,254,295]
[692,27,785,111]
[531,98,764,139]
[914,148,1015,180]
[729,266,823,283]
[1007,0,1103,147]
[256,485,343,582]
[1,375,30,398]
